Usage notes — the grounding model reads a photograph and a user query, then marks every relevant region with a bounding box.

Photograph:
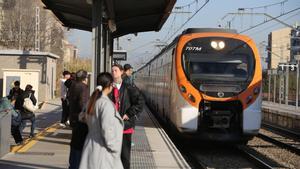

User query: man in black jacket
[68,70,89,169]
[110,64,144,169]
[7,81,24,104]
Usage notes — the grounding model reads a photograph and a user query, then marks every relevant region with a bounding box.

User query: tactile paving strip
[131,119,157,169]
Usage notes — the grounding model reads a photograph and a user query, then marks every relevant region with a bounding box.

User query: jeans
[61,99,69,123]
[69,147,82,169]
[11,125,23,143]
[20,114,36,136]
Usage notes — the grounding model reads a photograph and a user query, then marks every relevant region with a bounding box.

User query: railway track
[257,133,300,156]
[236,145,274,169]
[148,107,296,168]
[262,123,300,140]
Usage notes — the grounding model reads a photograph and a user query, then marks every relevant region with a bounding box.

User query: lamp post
[267,69,272,101]
[295,55,300,109]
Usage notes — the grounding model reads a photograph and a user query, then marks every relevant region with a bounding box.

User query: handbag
[23,93,37,113]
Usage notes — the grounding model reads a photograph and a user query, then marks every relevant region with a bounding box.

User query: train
[134,28,262,143]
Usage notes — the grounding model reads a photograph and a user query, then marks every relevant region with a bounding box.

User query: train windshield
[182,37,255,85]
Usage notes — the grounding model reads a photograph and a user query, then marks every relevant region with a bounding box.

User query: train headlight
[246,95,253,104]
[180,85,187,93]
[188,94,196,103]
[218,41,225,49]
[211,40,225,50]
[253,87,260,95]
[211,41,218,49]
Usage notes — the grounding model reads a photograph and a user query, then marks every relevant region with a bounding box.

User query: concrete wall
[45,57,57,100]
[262,107,300,132]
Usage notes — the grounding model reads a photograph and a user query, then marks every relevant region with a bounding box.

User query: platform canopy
[42,0,176,38]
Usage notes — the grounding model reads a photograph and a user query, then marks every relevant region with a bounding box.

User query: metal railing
[263,65,299,109]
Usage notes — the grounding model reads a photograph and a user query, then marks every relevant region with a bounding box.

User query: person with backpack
[110,64,144,169]
[15,84,37,138]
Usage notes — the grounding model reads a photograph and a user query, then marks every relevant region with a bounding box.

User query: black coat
[109,82,144,130]
[8,88,24,101]
[68,81,89,150]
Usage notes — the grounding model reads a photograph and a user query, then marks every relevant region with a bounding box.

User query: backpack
[23,93,37,113]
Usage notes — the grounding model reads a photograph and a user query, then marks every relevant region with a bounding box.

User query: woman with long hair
[79,72,124,169]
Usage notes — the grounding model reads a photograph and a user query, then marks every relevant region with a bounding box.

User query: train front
[175,29,262,142]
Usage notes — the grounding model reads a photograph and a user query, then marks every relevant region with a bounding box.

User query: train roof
[182,28,237,34]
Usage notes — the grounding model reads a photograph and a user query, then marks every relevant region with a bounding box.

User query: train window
[182,37,255,90]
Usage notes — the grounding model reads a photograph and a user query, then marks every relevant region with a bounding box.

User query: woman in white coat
[79,72,124,169]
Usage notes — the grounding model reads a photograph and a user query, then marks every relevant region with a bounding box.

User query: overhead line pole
[91,0,104,91]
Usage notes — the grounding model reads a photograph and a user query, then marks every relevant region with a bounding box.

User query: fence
[263,67,299,107]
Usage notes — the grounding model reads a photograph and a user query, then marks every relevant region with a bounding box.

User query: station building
[0,50,59,103]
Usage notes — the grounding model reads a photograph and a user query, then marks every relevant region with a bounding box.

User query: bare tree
[0,0,65,56]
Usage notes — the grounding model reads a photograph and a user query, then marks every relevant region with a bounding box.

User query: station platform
[262,101,300,132]
[0,99,190,169]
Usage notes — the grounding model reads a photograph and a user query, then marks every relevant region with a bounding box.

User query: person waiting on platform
[122,64,134,86]
[60,71,71,127]
[68,70,89,169]
[110,64,144,169]
[7,81,24,105]
[15,84,37,138]
[79,72,124,169]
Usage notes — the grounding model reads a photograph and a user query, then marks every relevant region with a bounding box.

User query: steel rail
[262,123,300,140]
[257,133,300,156]
[237,146,274,169]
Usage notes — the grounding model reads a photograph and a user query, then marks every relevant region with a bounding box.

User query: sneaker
[29,134,35,138]
[16,141,23,145]
[59,123,66,127]
[65,120,70,126]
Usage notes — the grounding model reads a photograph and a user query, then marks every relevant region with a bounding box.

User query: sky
[67,0,300,69]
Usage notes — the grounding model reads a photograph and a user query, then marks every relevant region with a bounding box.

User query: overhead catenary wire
[175,0,198,9]
[247,11,300,38]
[242,0,288,11]
[239,7,300,34]
[165,0,210,42]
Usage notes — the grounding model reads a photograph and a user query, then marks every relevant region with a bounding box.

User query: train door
[168,48,176,120]
[162,52,170,119]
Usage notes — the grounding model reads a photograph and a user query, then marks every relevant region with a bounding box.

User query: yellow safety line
[11,122,60,153]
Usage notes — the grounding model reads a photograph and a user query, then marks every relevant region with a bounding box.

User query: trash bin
[0,97,12,158]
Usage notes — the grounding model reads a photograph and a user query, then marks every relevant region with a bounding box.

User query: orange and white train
[135,28,262,142]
